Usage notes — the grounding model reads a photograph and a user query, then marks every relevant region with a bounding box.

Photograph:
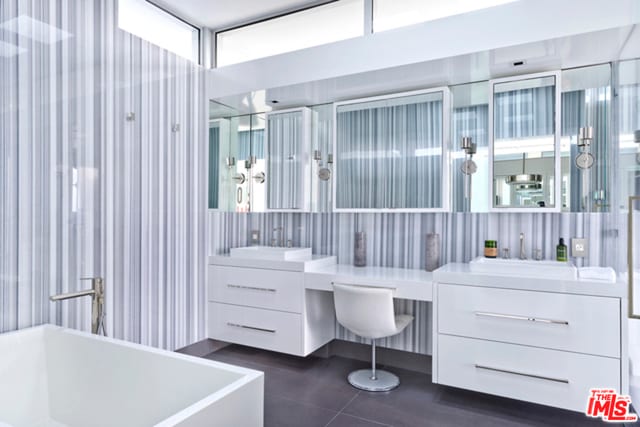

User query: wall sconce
[313,150,332,181]
[460,137,477,175]
[575,126,595,169]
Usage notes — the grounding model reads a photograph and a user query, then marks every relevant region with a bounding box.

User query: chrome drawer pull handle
[227,284,277,293]
[475,311,569,325]
[475,364,569,384]
[226,322,276,333]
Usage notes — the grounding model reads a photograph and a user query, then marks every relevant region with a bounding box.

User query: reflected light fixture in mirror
[506,153,543,189]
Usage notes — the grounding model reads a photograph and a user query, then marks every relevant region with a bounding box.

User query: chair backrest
[332,283,397,339]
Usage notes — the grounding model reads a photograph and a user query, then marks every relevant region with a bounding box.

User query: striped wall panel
[0,0,208,350]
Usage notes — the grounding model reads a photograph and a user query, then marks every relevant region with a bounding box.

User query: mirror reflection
[335,90,447,211]
[492,74,558,209]
[451,82,489,212]
[560,64,611,212]
[266,108,311,211]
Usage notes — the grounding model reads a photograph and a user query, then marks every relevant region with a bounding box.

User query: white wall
[208,0,640,99]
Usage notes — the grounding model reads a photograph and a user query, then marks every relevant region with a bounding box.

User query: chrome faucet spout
[50,277,106,336]
[519,233,527,260]
[50,289,95,301]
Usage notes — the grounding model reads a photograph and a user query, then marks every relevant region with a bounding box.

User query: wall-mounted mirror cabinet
[489,72,561,211]
[209,64,616,214]
[334,89,450,212]
[266,108,312,211]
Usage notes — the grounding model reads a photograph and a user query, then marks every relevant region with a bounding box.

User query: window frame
[119,0,202,64]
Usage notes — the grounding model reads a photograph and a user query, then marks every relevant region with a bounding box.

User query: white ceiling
[153,0,322,30]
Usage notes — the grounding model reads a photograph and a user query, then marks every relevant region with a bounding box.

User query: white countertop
[434,263,627,298]
[209,255,626,300]
[305,264,433,301]
[209,254,337,272]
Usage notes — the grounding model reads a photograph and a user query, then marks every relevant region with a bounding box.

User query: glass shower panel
[335,90,445,210]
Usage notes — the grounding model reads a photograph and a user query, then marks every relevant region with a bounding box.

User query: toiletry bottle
[556,238,568,262]
[354,232,367,267]
[484,240,498,258]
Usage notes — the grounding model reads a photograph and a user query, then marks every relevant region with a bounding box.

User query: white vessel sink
[230,246,312,261]
[469,257,578,280]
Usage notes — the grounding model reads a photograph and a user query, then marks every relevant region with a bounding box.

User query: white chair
[332,283,414,392]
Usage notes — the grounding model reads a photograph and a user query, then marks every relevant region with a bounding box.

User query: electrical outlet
[571,238,588,258]
[251,230,260,245]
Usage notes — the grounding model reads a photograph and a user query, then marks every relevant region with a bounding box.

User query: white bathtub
[0,325,264,427]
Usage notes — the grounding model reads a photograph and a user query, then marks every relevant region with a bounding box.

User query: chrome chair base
[347,369,400,392]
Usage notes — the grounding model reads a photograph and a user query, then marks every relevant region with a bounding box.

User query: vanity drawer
[209,266,304,313]
[208,302,303,355]
[437,284,620,357]
[437,335,620,412]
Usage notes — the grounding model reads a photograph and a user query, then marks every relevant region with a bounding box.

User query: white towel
[578,267,616,283]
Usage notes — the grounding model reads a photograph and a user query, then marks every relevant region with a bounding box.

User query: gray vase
[354,232,367,267]
[425,233,440,272]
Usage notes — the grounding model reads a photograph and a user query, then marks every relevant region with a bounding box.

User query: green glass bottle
[556,238,568,262]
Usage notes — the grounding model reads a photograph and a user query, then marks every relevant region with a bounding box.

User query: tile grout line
[324,390,361,427]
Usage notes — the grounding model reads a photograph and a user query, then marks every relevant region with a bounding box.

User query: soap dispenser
[556,238,568,262]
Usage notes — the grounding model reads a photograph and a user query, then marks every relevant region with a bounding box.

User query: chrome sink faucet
[519,233,527,260]
[271,227,284,247]
[50,277,106,336]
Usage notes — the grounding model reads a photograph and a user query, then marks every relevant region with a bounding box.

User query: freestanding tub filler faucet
[50,277,106,336]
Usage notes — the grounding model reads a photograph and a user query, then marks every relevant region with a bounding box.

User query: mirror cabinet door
[334,89,448,211]
[208,118,231,210]
[311,104,333,212]
[451,82,490,212]
[560,64,612,212]
[266,108,311,211]
[248,114,266,211]
[490,72,561,210]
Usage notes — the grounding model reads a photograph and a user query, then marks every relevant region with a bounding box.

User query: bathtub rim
[1,324,264,426]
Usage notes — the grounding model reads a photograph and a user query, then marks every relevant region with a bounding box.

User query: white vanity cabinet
[207,255,336,356]
[433,264,627,413]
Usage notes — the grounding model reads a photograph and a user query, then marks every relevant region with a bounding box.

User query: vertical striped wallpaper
[0,0,208,350]
[209,210,620,354]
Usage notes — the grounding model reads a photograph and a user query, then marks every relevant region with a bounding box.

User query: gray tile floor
[202,344,609,427]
